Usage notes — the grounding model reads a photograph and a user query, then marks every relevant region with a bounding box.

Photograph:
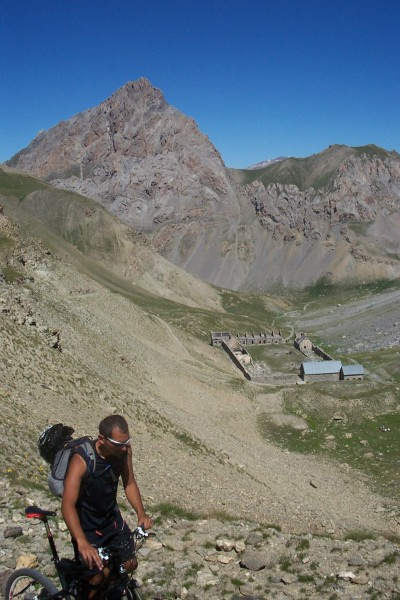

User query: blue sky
[2,0,399,168]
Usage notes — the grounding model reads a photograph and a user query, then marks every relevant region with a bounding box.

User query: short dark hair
[99,415,129,438]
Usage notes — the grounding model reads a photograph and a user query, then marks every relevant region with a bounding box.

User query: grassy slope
[230,144,392,190]
[0,168,224,312]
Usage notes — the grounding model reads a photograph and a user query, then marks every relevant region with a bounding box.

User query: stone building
[211,331,283,347]
[300,360,342,382]
[340,364,364,380]
[294,333,312,353]
[210,332,231,346]
[237,331,283,345]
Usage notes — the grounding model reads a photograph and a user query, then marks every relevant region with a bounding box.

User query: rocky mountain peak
[101,77,168,114]
[8,77,230,234]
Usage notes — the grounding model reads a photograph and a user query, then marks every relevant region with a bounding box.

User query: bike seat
[25,506,57,518]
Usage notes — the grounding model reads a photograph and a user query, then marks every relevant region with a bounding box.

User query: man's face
[101,427,131,456]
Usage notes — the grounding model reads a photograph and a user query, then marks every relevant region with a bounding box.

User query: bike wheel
[125,590,143,600]
[5,568,59,600]
[127,581,144,600]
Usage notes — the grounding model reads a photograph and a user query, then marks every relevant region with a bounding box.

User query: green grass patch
[247,343,299,372]
[293,277,400,308]
[184,563,202,577]
[220,289,281,323]
[231,578,246,587]
[381,551,399,565]
[146,287,290,345]
[172,430,207,452]
[206,509,240,522]
[0,235,14,251]
[298,574,315,583]
[258,396,400,498]
[348,221,371,236]
[279,556,293,572]
[2,266,24,282]
[350,348,400,383]
[0,168,50,199]
[149,502,199,522]
[343,530,376,542]
[296,538,310,551]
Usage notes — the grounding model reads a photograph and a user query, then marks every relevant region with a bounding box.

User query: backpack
[38,424,97,497]
[38,423,75,464]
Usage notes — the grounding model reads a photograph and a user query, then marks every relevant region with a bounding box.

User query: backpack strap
[74,439,116,482]
[79,439,96,477]
[71,438,96,478]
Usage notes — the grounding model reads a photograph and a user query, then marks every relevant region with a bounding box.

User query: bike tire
[125,590,143,600]
[5,568,59,600]
[126,579,144,600]
[122,582,143,600]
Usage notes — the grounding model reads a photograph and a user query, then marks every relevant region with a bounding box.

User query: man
[61,415,153,577]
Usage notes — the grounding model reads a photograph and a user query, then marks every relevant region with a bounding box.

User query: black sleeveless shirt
[73,441,127,543]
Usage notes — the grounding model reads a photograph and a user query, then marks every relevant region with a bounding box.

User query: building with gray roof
[300,360,342,382]
[340,364,364,380]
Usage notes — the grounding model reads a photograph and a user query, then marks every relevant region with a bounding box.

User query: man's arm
[121,447,153,530]
[61,453,103,570]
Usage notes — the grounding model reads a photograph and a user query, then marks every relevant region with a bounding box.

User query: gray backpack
[47,436,96,497]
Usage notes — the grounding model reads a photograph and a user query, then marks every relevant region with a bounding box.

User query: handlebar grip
[134,525,148,538]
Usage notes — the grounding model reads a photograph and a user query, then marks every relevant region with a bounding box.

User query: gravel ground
[292,289,400,352]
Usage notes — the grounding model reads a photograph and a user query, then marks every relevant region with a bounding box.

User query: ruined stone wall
[222,341,251,380]
[312,345,334,360]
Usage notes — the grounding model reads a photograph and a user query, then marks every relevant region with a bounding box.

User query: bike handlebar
[97,525,149,563]
[134,525,148,539]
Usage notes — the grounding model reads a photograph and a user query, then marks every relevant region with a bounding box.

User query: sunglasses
[106,436,131,447]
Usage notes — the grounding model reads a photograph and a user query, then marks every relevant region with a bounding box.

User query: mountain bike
[5,506,148,600]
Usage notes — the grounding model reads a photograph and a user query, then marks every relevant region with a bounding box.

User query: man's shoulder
[66,451,90,480]
[70,439,96,472]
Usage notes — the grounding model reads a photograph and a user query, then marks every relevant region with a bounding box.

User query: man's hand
[77,539,103,571]
[137,513,153,530]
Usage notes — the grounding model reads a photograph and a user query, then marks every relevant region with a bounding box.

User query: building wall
[222,341,251,380]
[211,332,231,346]
[303,372,340,383]
[300,340,312,351]
[294,335,312,355]
[313,345,334,360]
[238,333,283,346]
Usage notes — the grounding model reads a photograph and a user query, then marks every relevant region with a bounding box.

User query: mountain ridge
[6,78,400,292]
[246,156,287,170]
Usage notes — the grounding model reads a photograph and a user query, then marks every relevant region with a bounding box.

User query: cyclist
[61,415,153,593]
